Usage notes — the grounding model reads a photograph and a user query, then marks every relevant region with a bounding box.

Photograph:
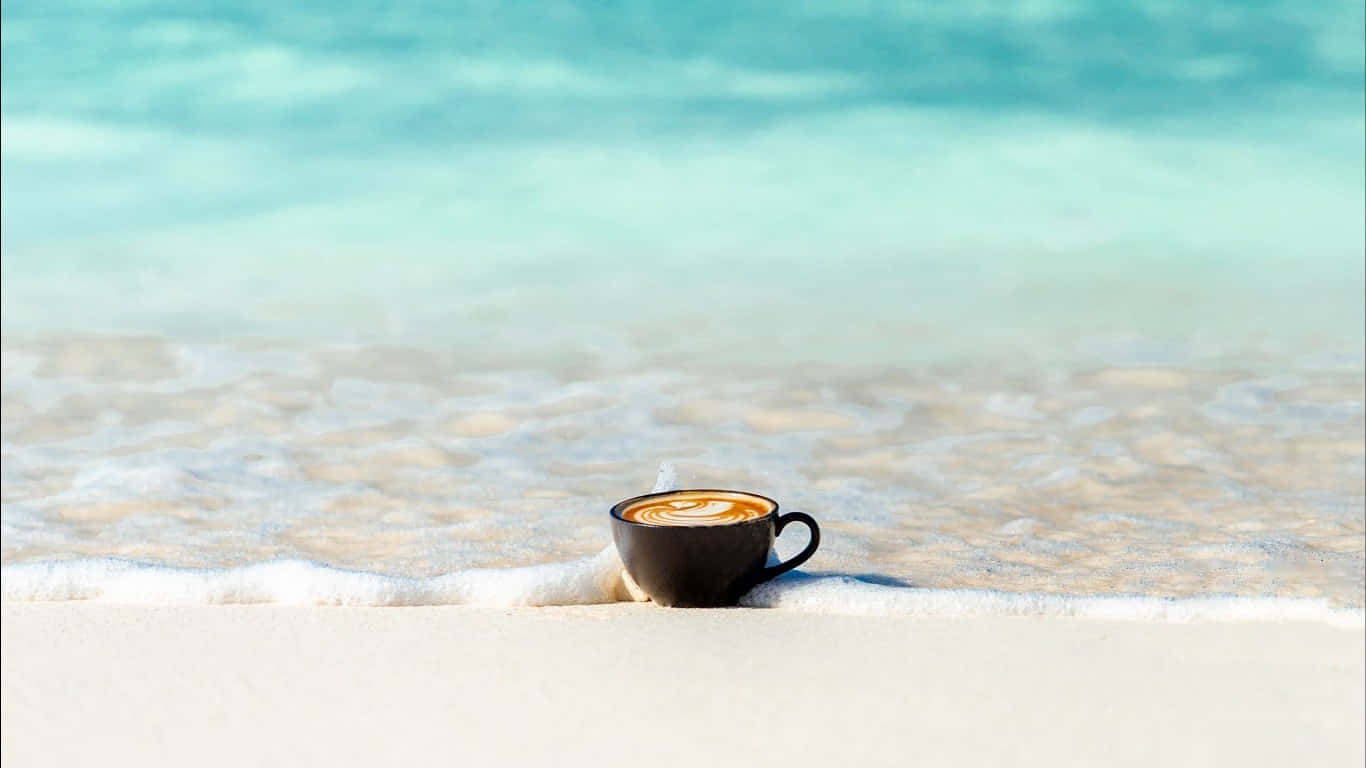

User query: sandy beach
[3,603,1362,767]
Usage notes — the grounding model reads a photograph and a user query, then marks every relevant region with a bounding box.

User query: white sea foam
[4,464,1361,625]
[0,548,633,607]
[3,554,1360,627]
[739,574,1365,628]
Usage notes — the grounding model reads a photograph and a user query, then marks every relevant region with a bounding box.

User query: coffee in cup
[617,490,774,526]
[611,489,820,607]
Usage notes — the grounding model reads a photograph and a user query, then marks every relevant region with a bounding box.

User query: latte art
[619,491,774,526]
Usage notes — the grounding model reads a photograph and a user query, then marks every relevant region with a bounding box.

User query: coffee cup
[610,489,820,607]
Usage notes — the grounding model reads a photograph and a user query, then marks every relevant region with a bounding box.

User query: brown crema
[618,490,774,526]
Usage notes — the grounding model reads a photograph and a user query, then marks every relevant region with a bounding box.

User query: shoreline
[4,603,1362,768]
[4,556,1363,626]
[4,335,1363,608]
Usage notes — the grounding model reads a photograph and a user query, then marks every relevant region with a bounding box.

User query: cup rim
[610,489,779,529]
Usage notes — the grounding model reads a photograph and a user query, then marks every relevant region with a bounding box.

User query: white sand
[2,604,1362,767]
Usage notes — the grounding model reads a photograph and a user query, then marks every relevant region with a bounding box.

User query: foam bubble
[651,462,678,493]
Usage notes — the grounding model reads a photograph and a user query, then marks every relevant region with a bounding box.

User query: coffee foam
[618,490,774,526]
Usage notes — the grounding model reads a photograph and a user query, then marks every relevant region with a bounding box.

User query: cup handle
[758,512,820,583]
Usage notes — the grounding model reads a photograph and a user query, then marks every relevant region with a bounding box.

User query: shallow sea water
[2,337,1360,608]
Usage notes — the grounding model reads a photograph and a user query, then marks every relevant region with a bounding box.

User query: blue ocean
[1,0,1362,615]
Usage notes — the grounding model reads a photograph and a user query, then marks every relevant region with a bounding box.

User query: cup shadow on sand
[796,571,914,589]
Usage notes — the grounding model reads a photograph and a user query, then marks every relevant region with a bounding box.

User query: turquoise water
[2,0,1363,366]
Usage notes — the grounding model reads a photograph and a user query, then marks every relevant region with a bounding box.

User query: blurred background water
[3,0,1363,368]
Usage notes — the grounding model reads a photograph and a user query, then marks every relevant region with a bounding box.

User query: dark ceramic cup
[610,489,820,607]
